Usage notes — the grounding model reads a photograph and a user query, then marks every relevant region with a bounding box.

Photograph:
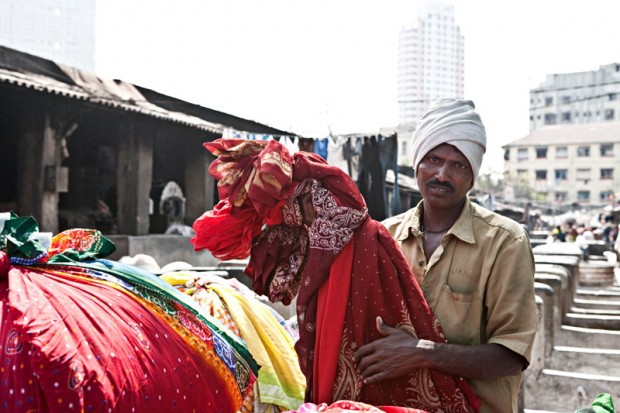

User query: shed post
[116,121,153,235]
[184,134,217,224]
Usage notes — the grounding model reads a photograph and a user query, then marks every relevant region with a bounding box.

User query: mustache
[425,179,455,192]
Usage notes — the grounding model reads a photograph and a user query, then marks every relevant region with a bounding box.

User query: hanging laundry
[357,136,386,221]
[279,136,300,154]
[327,136,350,174]
[313,138,329,160]
[298,138,315,153]
[378,134,401,216]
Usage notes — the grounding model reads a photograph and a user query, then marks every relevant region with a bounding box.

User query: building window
[517,169,528,177]
[561,96,571,104]
[544,113,556,125]
[577,146,590,157]
[609,93,617,101]
[555,146,568,158]
[545,97,553,106]
[600,143,614,157]
[577,191,590,201]
[535,147,548,159]
[601,168,613,179]
[561,112,571,122]
[517,148,528,161]
[576,168,591,182]
[535,170,547,180]
[605,109,615,120]
[555,192,567,202]
[600,190,614,201]
[555,169,568,181]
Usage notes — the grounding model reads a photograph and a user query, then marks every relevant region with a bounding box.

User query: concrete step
[524,369,620,412]
[572,297,620,311]
[549,346,620,376]
[564,312,620,330]
[557,325,620,349]
[570,306,620,316]
[575,288,620,301]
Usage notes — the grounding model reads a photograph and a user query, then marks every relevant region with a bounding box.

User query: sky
[94,0,620,175]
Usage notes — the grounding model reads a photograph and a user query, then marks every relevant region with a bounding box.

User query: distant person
[566,223,578,242]
[552,225,566,242]
[602,215,614,242]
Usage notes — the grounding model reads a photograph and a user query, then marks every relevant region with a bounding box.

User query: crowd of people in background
[547,213,620,262]
[550,215,616,244]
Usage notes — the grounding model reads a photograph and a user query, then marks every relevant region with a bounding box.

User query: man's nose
[435,163,449,181]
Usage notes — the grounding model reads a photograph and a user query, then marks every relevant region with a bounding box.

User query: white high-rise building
[397,2,464,127]
[0,0,96,72]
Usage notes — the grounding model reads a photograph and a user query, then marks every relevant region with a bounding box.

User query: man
[354,98,538,412]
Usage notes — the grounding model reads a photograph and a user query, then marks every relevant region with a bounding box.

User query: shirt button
[418,260,425,267]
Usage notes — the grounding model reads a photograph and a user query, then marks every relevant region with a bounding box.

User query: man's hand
[355,317,528,382]
[354,316,434,383]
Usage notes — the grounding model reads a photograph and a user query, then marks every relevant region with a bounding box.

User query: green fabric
[0,212,47,258]
[575,392,615,413]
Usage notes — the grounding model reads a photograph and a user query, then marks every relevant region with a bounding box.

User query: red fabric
[0,264,239,413]
[245,225,306,304]
[192,201,264,260]
[313,241,353,403]
[192,139,295,260]
[193,138,480,412]
[287,400,430,413]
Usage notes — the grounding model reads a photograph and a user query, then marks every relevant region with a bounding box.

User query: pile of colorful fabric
[160,270,306,412]
[0,212,258,413]
[283,401,430,413]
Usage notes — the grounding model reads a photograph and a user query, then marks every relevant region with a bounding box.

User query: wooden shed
[0,46,292,236]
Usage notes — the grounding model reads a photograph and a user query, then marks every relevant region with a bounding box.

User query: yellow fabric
[382,199,538,413]
[209,284,306,410]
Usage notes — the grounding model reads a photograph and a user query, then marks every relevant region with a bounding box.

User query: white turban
[412,98,487,184]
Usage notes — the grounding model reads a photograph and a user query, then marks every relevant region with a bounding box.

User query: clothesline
[222,128,397,142]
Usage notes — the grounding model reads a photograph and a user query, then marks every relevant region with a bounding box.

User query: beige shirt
[383,199,538,413]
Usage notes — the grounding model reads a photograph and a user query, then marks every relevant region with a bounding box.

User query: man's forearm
[420,340,525,379]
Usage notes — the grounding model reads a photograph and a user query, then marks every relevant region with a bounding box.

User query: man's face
[416,143,474,210]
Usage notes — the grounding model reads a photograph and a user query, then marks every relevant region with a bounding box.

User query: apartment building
[503,122,620,206]
[529,63,620,132]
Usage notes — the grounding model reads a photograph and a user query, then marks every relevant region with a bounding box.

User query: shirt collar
[396,198,476,244]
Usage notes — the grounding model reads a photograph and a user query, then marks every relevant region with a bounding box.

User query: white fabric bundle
[412,98,487,184]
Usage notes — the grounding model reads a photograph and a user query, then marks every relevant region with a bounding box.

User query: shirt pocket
[434,283,482,345]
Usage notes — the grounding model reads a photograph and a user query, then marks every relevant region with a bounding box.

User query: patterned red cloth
[286,400,430,412]
[0,252,252,413]
[191,139,295,260]
[192,139,480,412]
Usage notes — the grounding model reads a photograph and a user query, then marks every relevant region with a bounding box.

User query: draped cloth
[0,225,258,413]
[191,138,480,412]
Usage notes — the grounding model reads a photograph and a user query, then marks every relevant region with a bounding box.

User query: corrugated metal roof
[503,122,620,148]
[0,47,223,134]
